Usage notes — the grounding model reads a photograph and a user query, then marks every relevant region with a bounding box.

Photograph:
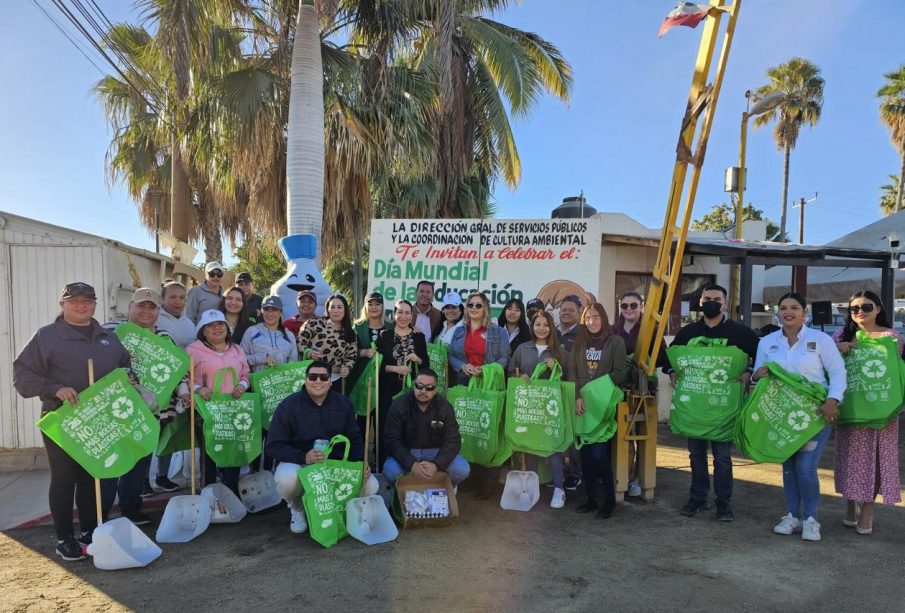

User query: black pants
[249,429,274,472]
[196,415,241,496]
[101,454,151,518]
[580,440,615,505]
[43,433,97,540]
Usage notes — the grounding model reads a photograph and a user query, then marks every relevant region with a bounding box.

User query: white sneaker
[289,508,308,534]
[773,513,802,535]
[628,480,642,497]
[550,487,566,509]
[801,516,821,541]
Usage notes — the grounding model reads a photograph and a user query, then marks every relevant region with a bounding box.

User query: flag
[659,2,712,38]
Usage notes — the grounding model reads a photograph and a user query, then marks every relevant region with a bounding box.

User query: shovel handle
[361,383,372,496]
[88,359,103,527]
[190,356,196,496]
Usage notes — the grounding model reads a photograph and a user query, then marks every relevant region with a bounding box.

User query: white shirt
[435,320,464,345]
[753,326,847,401]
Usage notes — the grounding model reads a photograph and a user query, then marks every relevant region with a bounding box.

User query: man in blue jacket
[266,360,378,534]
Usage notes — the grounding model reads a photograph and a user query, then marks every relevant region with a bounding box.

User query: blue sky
[1,0,903,261]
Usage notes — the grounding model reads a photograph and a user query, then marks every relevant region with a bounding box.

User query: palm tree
[879,174,901,216]
[753,57,824,242]
[878,66,905,213]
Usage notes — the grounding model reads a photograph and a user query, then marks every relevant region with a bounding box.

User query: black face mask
[701,301,723,318]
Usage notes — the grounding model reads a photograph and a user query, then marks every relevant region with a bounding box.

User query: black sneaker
[680,498,709,517]
[716,501,734,522]
[597,500,616,520]
[140,479,155,498]
[575,500,598,513]
[155,476,180,492]
[564,475,582,491]
[77,530,93,548]
[56,536,87,561]
[125,511,152,526]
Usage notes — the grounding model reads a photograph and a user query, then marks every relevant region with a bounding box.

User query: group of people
[11,261,901,560]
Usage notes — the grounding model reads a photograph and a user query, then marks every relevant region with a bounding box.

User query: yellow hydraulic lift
[616,0,743,501]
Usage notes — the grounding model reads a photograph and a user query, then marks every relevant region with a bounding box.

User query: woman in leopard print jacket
[297,294,359,392]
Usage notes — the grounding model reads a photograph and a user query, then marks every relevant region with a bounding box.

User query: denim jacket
[448,323,510,373]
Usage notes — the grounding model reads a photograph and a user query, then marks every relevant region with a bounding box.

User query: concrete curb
[12,489,181,530]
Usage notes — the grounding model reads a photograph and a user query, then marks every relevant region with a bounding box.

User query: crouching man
[266,360,378,534]
[383,368,470,486]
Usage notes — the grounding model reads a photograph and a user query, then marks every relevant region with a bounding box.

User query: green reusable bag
[838,331,905,428]
[448,376,505,465]
[734,362,828,464]
[297,434,363,548]
[574,374,624,447]
[155,412,192,455]
[37,368,158,479]
[194,368,262,467]
[115,321,190,412]
[505,362,569,456]
[480,363,507,392]
[666,336,748,442]
[427,343,449,396]
[250,360,312,428]
[349,348,382,416]
[392,370,414,402]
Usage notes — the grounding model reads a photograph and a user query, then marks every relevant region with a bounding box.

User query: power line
[28,0,106,76]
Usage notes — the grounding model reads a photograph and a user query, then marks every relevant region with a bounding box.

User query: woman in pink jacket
[187,309,250,495]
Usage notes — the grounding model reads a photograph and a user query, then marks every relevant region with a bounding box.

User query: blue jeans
[383,448,471,485]
[579,440,615,504]
[525,452,565,489]
[688,438,733,503]
[782,426,831,520]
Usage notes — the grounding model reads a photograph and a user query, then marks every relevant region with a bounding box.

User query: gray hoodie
[186,282,222,324]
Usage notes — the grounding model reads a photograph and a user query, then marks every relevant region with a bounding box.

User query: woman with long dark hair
[498,298,531,354]
[297,293,359,392]
[753,292,846,542]
[832,290,902,534]
[219,285,254,344]
[565,303,627,519]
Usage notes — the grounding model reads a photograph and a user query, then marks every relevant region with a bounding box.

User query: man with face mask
[664,284,759,523]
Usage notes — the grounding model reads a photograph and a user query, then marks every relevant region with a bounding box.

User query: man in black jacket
[383,368,469,486]
[665,284,760,523]
[266,361,377,534]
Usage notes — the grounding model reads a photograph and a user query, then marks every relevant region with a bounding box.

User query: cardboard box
[395,472,459,529]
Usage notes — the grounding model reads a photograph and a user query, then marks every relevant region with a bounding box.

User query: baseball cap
[130,287,161,306]
[60,282,97,300]
[526,298,544,312]
[367,291,384,304]
[196,309,229,333]
[261,295,283,310]
[236,272,253,282]
[297,290,317,303]
[204,261,224,273]
[441,291,462,308]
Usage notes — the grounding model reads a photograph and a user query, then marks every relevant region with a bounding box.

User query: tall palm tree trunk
[287,0,324,257]
[171,144,191,241]
[779,145,791,242]
[897,151,905,212]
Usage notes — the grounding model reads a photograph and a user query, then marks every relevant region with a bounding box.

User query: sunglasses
[413,382,437,391]
[849,304,876,314]
[620,302,639,310]
[208,271,224,278]
[306,372,331,382]
[466,302,484,309]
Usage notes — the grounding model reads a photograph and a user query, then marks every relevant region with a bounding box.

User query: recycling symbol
[861,359,886,379]
[709,369,729,384]
[335,483,353,500]
[111,397,134,419]
[149,363,172,383]
[787,410,811,431]
[479,412,490,430]
[233,412,253,431]
[545,399,559,417]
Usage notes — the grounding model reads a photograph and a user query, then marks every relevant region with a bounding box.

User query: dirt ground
[3,427,904,613]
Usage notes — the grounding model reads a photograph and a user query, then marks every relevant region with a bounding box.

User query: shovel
[372,356,395,507]
[500,453,540,512]
[157,357,212,542]
[84,360,163,569]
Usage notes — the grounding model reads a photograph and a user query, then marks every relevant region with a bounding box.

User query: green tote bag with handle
[194,368,262,467]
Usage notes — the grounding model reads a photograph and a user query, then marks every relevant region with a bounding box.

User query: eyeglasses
[466,302,483,309]
[430,420,445,429]
[413,382,437,391]
[208,271,223,278]
[306,372,331,382]
[849,304,875,314]
[620,302,639,310]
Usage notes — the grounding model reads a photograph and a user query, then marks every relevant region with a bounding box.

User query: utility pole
[793,192,819,244]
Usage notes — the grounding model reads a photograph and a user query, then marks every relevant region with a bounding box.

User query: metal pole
[798,197,805,244]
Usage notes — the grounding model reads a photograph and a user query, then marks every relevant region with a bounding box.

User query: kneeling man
[266,360,378,534]
[383,368,470,485]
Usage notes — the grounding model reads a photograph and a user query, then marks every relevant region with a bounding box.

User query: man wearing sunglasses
[266,361,378,534]
[186,261,225,324]
[383,368,470,487]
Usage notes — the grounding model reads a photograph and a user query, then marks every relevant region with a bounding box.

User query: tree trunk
[779,145,791,242]
[353,238,362,314]
[287,1,325,258]
[170,143,191,242]
[897,151,905,212]
[169,7,192,243]
[432,0,465,219]
[195,185,222,263]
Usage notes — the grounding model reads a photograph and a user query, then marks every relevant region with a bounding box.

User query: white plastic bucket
[239,472,282,513]
[346,495,398,545]
[201,483,247,524]
[500,470,540,512]
[156,495,212,543]
[87,517,162,570]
